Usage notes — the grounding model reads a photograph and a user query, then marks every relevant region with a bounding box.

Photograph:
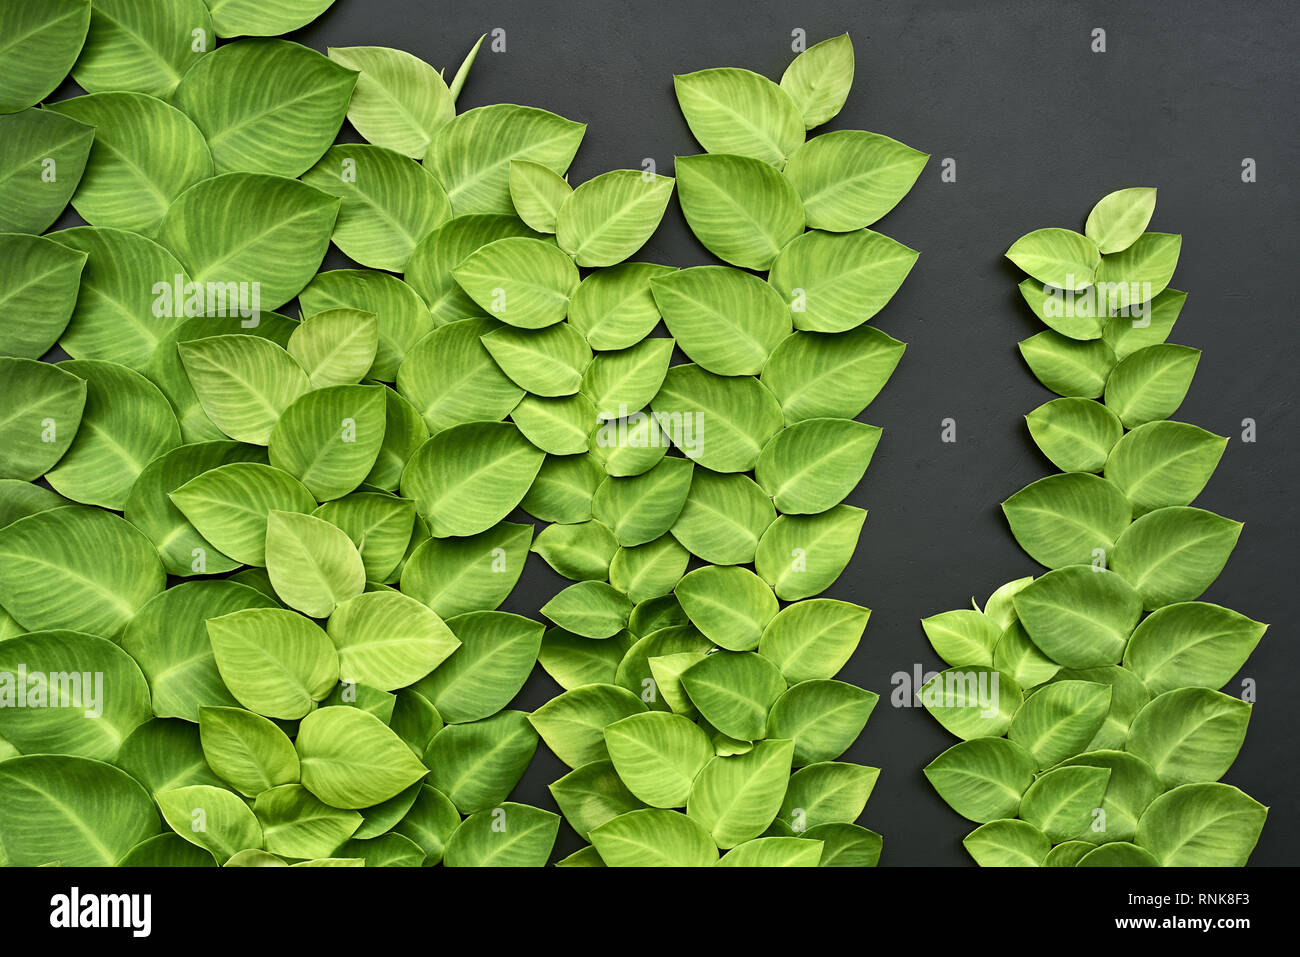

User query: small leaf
[1018,330,1115,398]
[674,68,804,167]
[1007,679,1112,767]
[688,739,794,848]
[264,511,366,618]
[1135,782,1266,867]
[918,668,1022,740]
[206,607,339,720]
[531,520,617,581]
[170,462,315,566]
[962,819,1050,867]
[528,684,646,769]
[443,802,558,867]
[784,130,927,231]
[760,598,868,683]
[1126,688,1251,787]
[674,565,778,652]
[1018,765,1110,843]
[413,611,542,723]
[1123,601,1267,695]
[328,590,459,691]
[1110,506,1242,609]
[509,159,571,233]
[1103,343,1200,428]
[920,609,1000,669]
[670,469,775,566]
[557,169,675,267]
[481,322,592,396]
[652,266,790,376]
[541,581,634,639]
[756,417,880,514]
[779,33,854,129]
[326,46,453,158]
[603,711,712,807]
[1085,187,1157,254]
[679,651,785,741]
[1011,566,1143,668]
[923,737,1037,823]
[424,711,538,813]
[1025,397,1123,474]
[1001,472,1132,569]
[198,706,299,798]
[568,262,675,351]
[157,784,261,863]
[1005,228,1099,290]
[452,236,578,329]
[674,153,804,269]
[1103,420,1226,515]
[754,505,866,601]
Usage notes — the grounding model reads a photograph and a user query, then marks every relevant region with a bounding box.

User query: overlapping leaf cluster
[0,3,921,867]
[919,190,1268,867]
[0,0,563,868]
[526,35,925,866]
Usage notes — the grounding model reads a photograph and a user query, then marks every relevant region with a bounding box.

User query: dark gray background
[251,0,1296,864]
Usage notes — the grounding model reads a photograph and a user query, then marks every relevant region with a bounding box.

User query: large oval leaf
[443,802,558,867]
[206,607,339,720]
[173,38,355,176]
[178,336,310,445]
[451,236,578,330]
[674,153,804,269]
[673,68,804,167]
[396,318,524,432]
[413,611,542,724]
[1123,601,1266,695]
[756,417,880,514]
[1110,506,1242,609]
[651,266,790,375]
[265,511,366,618]
[0,233,85,359]
[423,710,538,813]
[296,706,428,809]
[1135,782,1266,866]
[1103,420,1225,516]
[651,364,782,473]
[687,739,794,848]
[0,506,162,637]
[268,384,386,501]
[326,46,453,158]
[1011,566,1143,668]
[169,461,314,566]
[1001,472,1132,570]
[399,521,532,618]
[328,590,459,692]
[754,506,866,601]
[923,737,1037,823]
[603,711,712,808]
[784,129,927,231]
[556,169,675,267]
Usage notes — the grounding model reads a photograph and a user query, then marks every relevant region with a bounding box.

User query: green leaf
[803,821,881,866]
[268,385,386,501]
[0,108,94,233]
[648,651,708,716]
[125,441,264,577]
[396,317,524,433]
[924,737,1036,823]
[674,565,777,652]
[328,590,459,691]
[754,505,866,601]
[443,802,558,867]
[509,159,571,233]
[287,308,378,390]
[720,835,823,866]
[671,470,775,567]
[326,46,453,158]
[674,152,804,269]
[400,421,543,537]
[591,807,718,866]
[426,104,585,216]
[588,413,668,477]
[1103,288,1185,360]
[567,262,675,350]
[179,337,310,448]
[784,130,927,231]
[1055,665,1152,752]
[1018,330,1116,398]
[1016,276,1107,340]
[391,784,459,864]
[207,607,339,720]
[549,759,646,841]
[528,684,646,769]
[760,598,868,683]
[49,92,212,238]
[921,609,1000,669]
[296,705,427,809]
[414,611,542,723]
[0,358,85,481]
[0,481,71,529]
[122,582,273,721]
[779,33,854,129]
[404,214,541,325]
[1135,782,1266,867]
[918,668,1022,740]
[768,680,876,767]
[651,266,790,376]
[1006,228,1099,290]
[962,819,1050,867]
[1057,749,1163,844]
[0,233,85,360]
[514,395,593,457]
[44,359,179,509]
[541,581,634,639]
[1085,187,1157,254]
[160,172,339,311]
[299,270,433,383]
[0,630,150,760]
[254,784,364,859]
[1002,473,1132,569]
[452,236,578,329]
[580,342,671,424]
[73,0,210,98]
[424,711,538,813]
[399,521,531,618]
[1104,421,1225,517]
[531,520,617,581]
[689,739,794,848]
[0,505,162,637]
[120,833,218,867]
[778,760,877,832]
[169,462,314,566]
[1123,601,1266,695]
[0,754,156,866]
[609,536,689,602]
[674,68,804,167]
[992,619,1061,689]
[365,390,429,489]
[481,322,592,397]
[265,510,365,618]
[1076,842,1159,866]
[198,707,299,798]
[603,711,712,807]
[0,0,90,113]
[1111,506,1242,609]
[206,0,336,36]
[1019,765,1110,843]
[1025,397,1123,474]
[557,169,675,267]
[301,144,450,271]
[1007,679,1112,768]
[680,651,785,741]
[651,364,782,473]
[1103,343,1200,428]
[769,228,919,332]
[592,457,694,547]
[173,38,354,176]
[1012,566,1142,667]
[538,628,635,692]
[1126,687,1251,787]
[1095,233,1182,313]
[756,417,880,514]
[157,784,261,863]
